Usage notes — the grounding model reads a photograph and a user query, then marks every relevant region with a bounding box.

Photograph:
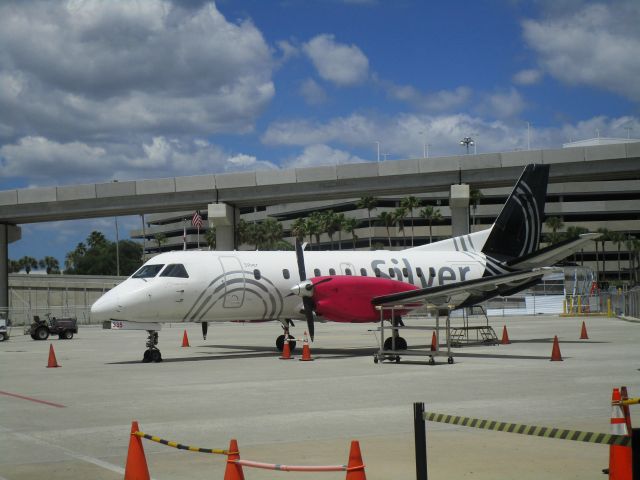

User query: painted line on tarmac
[0,390,66,408]
[0,425,139,478]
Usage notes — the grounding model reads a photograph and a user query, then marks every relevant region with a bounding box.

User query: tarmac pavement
[1,314,639,479]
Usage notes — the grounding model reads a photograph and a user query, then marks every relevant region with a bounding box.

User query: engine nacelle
[311,276,419,323]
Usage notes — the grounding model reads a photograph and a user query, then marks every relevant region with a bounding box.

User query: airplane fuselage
[91,249,487,325]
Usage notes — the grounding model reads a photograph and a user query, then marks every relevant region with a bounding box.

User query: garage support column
[208,203,237,251]
[0,224,8,315]
[450,184,470,237]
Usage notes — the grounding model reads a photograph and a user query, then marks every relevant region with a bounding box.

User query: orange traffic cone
[579,321,589,340]
[223,439,245,480]
[345,440,366,480]
[181,330,190,347]
[300,331,314,361]
[47,343,60,368]
[124,421,150,480]
[550,335,562,361]
[280,337,293,360]
[501,325,511,344]
[608,388,632,480]
[430,331,437,351]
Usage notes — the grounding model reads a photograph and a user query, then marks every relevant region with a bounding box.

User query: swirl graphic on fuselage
[182,270,284,323]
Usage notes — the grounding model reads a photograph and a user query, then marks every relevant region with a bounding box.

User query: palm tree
[419,205,442,243]
[39,256,60,274]
[377,211,394,247]
[307,212,323,249]
[469,187,483,229]
[393,206,408,247]
[320,211,337,249]
[597,228,610,282]
[8,259,21,273]
[87,231,107,249]
[344,217,359,249]
[608,231,625,282]
[153,233,167,251]
[19,256,39,274]
[333,212,346,250]
[260,218,283,250]
[204,227,216,250]
[624,235,639,284]
[65,242,87,272]
[357,196,378,249]
[290,217,307,244]
[236,219,249,247]
[565,226,588,264]
[401,196,421,246]
[545,216,564,244]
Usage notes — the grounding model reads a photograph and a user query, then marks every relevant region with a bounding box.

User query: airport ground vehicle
[25,315,78,340]
[0,314,10,341]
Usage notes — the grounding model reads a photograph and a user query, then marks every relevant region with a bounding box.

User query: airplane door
[218,256,245,308]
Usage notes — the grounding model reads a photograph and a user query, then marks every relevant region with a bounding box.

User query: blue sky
[1,0,639,268]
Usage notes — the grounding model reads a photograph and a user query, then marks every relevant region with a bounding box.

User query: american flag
[192,210,204,228]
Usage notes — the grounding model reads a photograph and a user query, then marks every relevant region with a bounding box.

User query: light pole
[375,141,380,162]
[460,136,474,154]
[425,143,431,158]
[113,180,120,276]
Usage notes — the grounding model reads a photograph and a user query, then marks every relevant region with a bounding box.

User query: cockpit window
[132,264,164,278]
[160,264,189,278]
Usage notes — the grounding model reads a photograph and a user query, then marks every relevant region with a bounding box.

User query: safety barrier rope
[133,431,231,455]
[133,431,364,473]
[233,460,350,472]
[424,413,632,447]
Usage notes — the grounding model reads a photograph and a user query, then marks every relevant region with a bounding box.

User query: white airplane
[91,164,597,362]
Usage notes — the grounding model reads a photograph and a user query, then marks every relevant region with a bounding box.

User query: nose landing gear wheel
[276,334,296,353]
[383,336,407,351]
[142,330,162,363]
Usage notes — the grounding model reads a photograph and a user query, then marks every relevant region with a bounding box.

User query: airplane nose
[90,293,119,322]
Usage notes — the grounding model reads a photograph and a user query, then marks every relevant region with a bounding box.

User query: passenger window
[282,269,290,279]
[133,264,164,278]
[402,268,409,278]
[314,268,321,277]
[360,268,367,276]
[329,268,336,276]
[388,268,395,278]
[160,264,189,278]
[345,268,352,275]
[374,268,381,277]
[253,269,261,280]
[416,267,424,278]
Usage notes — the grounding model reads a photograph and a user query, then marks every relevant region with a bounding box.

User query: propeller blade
[295,238,306,281]
[303,297,315,341]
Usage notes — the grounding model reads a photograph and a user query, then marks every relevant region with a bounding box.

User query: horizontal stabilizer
[372,267,559,309]
[507,233,599,270]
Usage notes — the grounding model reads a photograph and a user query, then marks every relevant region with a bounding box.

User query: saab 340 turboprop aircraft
[91,164,597,362]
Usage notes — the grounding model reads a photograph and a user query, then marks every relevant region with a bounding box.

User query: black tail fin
[481,164,549,261]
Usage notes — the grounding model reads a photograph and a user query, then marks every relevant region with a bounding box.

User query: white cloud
[512,69,542,86]
[522,1,640,101]
[478,88,526,119]
[384,82,472,112]
[284,144,366,168]
[264,112,640,159]
[299,78,328,105]
[0,1,275,142]
[303,34,369,86]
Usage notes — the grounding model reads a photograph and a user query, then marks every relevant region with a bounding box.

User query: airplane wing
[507,233,599,270]
[371,268,560,309]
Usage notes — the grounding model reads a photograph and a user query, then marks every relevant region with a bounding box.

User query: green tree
[87,231,108,249]
[333,212,346,250]
[39,256,60,274]
[236,219,249,247]
[64,232,142,276]
[290,217,307,243]
[608,231,625,282]
[393,206,408,247]
[545,216,564,244]
[8,259,21,273]
[344,217,359,250]
[256,218,284,250]
[420,205,442,243]
[401,196,421,246]
[153,233,167,251]
[320,211,337,249]
[377,211,394,247]
[65,242,87,271]
[307,212,323,249]
[19,256,39,274]
[469,187,483,228]
[204,227,216,250]
[597,228,610,282]
[564,226,589,264]
[357,196,378,249]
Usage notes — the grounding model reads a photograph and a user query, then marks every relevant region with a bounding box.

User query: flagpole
[197,226,200,249]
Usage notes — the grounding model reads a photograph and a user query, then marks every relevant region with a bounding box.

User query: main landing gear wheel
[428,356,435,366]
[276,334,296,352]
[447,357,454,364]
[383,336,407,351]
[142,330,162,363]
